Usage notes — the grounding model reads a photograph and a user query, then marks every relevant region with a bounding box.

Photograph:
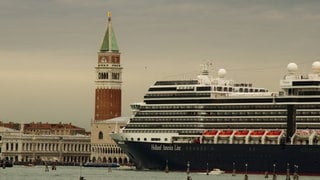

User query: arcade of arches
[91,144,129,164]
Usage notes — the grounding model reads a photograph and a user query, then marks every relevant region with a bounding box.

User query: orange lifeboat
[202,130,218,137]
[234,130,249,137]
[250,130,265,137]
[266,130,282,138]
[218,130,233,137]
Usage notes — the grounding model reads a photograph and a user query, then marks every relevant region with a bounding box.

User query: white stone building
[0,127,90,165]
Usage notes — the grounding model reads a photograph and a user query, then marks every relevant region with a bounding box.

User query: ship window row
[212,86,266,93]
[298,91,320,96]
[141,105,199,110]
[149,86,212,92]
[127,137,168,142]
[154,80,198,86]
[148,87,177,91]
[123,129,201,135]
[123,129,179,133]
[140,105,286,111]
[233,87,268,93]
[126,120,286,128]
[296,104,320,109]
[206,117,287,122]
[131,117,286,123]
[131,117,199,122]
[136,111,198,116]
[135,111,286,117]
[126,124,201,129]
[207,111,286,116]
[296,117,320,122]
[296,111,320,115]
[197,105,285,110]
[144,93,210,98]
[200,123,287,129]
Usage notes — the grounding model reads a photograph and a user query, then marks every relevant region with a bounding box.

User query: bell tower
[94,12,122,121]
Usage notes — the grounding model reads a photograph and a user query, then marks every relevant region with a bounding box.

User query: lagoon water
[0,166,318,180]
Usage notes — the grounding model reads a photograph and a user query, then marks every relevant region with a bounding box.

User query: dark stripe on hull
[118,141,320,174]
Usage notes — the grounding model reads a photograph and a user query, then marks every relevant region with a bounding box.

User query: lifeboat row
[201,129,284,145]
[201,129,320,145]
[202,129,282,138]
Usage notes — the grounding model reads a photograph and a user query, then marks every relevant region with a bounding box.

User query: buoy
[273,174,277,180]
[206,163,209,175]
[244,163,248,180]
[79,162,85,180]
[293,165,299,180]
[272,164,277,180]
[232,162,236,176]
[45,163,49,172]
[186,161,191,180]
[286,163,290,180]
[244,174,248,180]
[165,160,169,173]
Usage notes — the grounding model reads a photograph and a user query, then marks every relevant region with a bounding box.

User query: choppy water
[0,166,318,180]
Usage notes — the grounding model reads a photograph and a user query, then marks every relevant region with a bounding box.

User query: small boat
[0,160,13,168]
[117,165,136,170]
[208,168,225,175]
[24,163,34,167]
[83,162,120,168]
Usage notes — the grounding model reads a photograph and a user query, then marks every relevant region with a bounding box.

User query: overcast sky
[1,0,320,130]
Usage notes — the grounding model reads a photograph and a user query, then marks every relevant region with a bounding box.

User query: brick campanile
[94,12,122,121]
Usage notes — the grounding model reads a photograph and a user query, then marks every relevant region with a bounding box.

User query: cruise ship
[111,61,320,174]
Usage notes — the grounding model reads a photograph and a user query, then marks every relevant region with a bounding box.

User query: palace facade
[0,126,90,165]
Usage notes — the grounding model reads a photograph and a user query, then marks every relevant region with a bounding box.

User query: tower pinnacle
[100,11,119,52]
[107,11,112,22]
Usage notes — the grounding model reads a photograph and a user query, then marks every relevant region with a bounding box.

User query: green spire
[100,12,119,52]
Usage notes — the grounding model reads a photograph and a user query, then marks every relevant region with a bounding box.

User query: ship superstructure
[111,61,320,174]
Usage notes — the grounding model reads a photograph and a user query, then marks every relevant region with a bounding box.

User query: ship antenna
[201,61,213,75]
